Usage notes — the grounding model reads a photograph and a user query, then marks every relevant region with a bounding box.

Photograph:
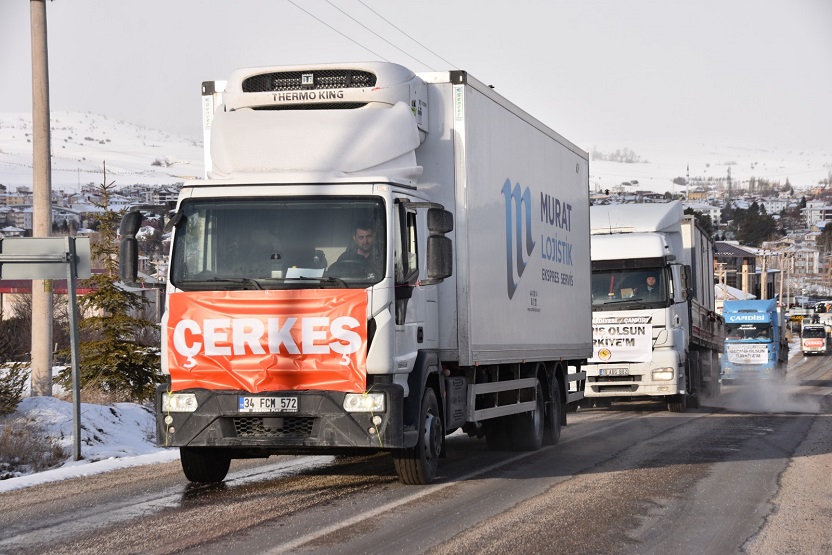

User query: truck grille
[233,416,314,438]
[589,375,638,394]
[242,70,377,92]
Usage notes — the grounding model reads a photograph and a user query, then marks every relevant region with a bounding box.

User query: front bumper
[721,365,780,380]
[155,383,407,453]
[584,351,683,398]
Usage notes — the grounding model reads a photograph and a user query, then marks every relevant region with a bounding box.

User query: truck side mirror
[119,210,143,286]
[427,235,453,280]
[427,207,453,234]
[425,208,453,283]
[681,264,693,300]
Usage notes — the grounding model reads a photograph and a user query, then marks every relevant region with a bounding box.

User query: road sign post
[0,237,91,461]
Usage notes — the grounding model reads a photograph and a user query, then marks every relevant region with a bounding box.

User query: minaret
[686,164,690,200]
[727,166,732,201]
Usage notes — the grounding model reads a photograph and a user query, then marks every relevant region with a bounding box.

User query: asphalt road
[2,354,830,555]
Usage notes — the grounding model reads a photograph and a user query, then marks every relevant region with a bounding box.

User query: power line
[356,0,458,70]
[286,0,388,61]
[324,1,433,69]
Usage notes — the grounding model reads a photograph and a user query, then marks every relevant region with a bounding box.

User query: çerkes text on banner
[166,289,368,393]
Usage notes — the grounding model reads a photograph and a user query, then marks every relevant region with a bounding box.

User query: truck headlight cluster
[652,368,675,381]
[161,393,198,412]
[343,393,385,413]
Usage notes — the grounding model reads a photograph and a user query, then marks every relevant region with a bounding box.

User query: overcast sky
[2,0,831,152]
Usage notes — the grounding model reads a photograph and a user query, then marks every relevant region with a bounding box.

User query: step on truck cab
[120,62,592,484]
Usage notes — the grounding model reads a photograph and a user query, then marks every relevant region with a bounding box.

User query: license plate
[238,396,298,413]
[600,367,629,376]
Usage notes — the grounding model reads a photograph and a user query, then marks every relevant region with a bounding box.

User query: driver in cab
[331,222,382,278]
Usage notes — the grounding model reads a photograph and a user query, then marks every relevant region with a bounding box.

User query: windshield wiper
[185,277,263,290]
[282,275,349,288]
[599,297,644,305]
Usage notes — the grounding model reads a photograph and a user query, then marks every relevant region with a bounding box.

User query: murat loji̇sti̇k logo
[502,178,573,300]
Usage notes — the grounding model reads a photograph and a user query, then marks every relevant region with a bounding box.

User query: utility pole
[30,0,54,396]
[778,254,785,308]
[741,262,750,299]
[760,253,767,300]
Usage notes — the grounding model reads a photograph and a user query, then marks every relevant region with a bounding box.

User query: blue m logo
[501,179,536,299]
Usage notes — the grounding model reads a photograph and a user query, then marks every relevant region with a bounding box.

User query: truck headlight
[652,368,675,381]
[161,393,198,412]
[343,393,385,413]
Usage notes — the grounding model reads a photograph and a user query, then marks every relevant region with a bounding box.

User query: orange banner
[166,289,368,393]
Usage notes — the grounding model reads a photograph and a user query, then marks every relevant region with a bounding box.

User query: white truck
[585,202,724,411]
[800,322,830,356]
[120,62,591,484]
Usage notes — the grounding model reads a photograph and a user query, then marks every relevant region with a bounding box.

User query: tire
[686,391,700,409]
[667,393,687,413]
[483,417,511,450]
[543,378,562,446]
[593,398,613,409]
[180,447,232,483]
[686,354,701,409]
[510,378,545,451]
[708,352,721,398]
[393,387,443,485]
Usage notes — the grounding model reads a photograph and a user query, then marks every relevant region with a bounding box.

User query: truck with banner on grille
[119,62,591,485]
[800,322,831,356]
[584,202,724,411]
[721,299,788,379]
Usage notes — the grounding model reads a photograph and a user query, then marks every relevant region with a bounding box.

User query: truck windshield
[802,326,827,339]
[591,267,669,309]
[726,323,772,340]
[169,196,385,290]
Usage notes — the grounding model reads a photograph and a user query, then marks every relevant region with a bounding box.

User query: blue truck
[721,299,789,380]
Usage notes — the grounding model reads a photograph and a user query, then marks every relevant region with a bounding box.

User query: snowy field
[1,112,829,195]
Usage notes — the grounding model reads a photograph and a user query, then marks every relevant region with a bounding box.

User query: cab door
[392,201,436,372]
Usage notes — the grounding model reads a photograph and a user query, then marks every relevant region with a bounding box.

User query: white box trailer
[414,71,592,366]
[121,62,591,485]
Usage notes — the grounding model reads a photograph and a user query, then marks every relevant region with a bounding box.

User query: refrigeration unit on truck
[120,62,591,485]
[801,322,831,356]
[721,299,788,378]
[584,202,724,412]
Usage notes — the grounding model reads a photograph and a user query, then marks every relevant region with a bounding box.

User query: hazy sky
[2,0,831,152]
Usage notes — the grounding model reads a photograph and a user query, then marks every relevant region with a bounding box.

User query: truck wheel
[483,417,511,450]
[510,379,545,451]
[179,447,231,483]
[686,355,701,409]
[687,391,700,409]
[393,387,442,485]
[667,394,687,413]
[543,378,562,446]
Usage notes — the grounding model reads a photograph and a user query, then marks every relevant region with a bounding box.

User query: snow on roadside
[0,396,178,494]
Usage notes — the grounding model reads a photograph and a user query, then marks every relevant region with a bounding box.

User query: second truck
[721,299,789,378]
[584,202,724,411]
[120,62,591,485]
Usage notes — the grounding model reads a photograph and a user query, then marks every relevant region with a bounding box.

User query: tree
[684,208,715,236]
[735,202,777,247]
[56,167,160,402]
[817,224,832,255]
[0,320,28,415]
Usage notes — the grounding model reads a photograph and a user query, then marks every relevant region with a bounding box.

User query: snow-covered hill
[0,112,204,192]
[1,112,829,196]
[588,139,831,196]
